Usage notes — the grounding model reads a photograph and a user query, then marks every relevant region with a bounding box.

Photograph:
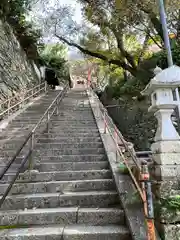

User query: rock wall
[0,19,40,101]
[100,90,157,151]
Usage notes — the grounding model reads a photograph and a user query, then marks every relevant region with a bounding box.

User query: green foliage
[0,0,41,61]
[118,163,129,174]
[40,43,70,80]
[160,195,180,212]
[155,44,180,69]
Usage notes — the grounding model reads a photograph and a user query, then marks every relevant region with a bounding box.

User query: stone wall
[100,90,157,151]
[0,19,40,101]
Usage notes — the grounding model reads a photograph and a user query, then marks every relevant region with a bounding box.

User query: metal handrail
[0,82,47,119]
[0,83,69,208]
[89,88,156,240]
[0,83,45,106]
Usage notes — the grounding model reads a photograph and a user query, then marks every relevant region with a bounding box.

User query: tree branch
[137,5,164,41]
[54,33,137,76]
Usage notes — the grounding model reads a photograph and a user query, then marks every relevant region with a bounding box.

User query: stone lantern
[142,65,180,143]
[142,65,180,239]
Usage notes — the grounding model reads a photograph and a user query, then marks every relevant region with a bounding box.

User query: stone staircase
[0,88,132,239]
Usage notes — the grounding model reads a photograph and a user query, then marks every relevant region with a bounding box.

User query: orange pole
[141,162,156,240]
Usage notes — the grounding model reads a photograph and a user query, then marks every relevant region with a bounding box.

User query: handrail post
[7,97,10,116]
[56,99,59,115]
[39,83,41,94]
[45,81,47,92]
[28,132,35,170]
[141,161,156,240]
[47,110,50,133]
[31,88,34,99]
[103,110,107,133]
[115,127,118,162]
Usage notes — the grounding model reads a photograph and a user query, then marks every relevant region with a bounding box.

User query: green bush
[0,0,41,61]
[155,44,180,69]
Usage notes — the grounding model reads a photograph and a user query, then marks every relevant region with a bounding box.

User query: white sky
[65,0,82,23]
[45,0,82,23]
[30,0,83,59]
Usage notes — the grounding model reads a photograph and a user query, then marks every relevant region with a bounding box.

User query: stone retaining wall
[0,19,40,101]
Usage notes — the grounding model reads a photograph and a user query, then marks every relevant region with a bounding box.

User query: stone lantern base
[150,140,180,240]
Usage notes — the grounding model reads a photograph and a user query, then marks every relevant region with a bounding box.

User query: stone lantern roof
[141,65,180,96]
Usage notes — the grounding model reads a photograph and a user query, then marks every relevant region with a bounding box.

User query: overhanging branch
[54,34,137,75]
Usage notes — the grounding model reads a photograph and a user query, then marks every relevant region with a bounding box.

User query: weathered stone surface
[151,141,180,154]
[88,90,161,240]
[151,164,180,179]
[151,179,180,198]
[162,224,180,240]
[0,20,39,101]
[63,225,130,240]
[77,208,124,225]
[160,207,180,223]
[0,226,64,240]
[0,179,115,194]
[0,87,130,240]
[1,170,112,183]
[152,153,180,165]
[0,207,78,226]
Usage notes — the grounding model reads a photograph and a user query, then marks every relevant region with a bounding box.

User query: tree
[40,43,70,80]
[40,0,180,80]
[0,0,42,61]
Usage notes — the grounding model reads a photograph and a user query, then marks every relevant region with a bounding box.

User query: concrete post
[142,65,180,239]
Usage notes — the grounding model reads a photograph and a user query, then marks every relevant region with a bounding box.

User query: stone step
[0,179,115,194]
[0,148,105,157]
[0,170,112,183]
[1,191,118,210]
[58,109,92,112]
[11,120,96,124]
[13,117,47,121]
[34,148,105,156]
[35,143,103,150]
[37,137,102,143]
[0,207,124,226]
[38,132,100,137]
[47,128,99,133]
[9,122,97,128]
[0,225,130,240]
[8,122,46,128]
[0,161,108,172]
[1,142,103,150]
[50,124,98,128]
[51,120,96,123]
[26,105,54,110]
[51,117,96,121]
[0,154,107,164]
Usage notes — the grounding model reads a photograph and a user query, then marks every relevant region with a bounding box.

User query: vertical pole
[158,0,173,66]
[141,161,156,240]
[7,97,10,116]
[158,0,180,117]
[47,110,50,133]
[45,81,47,93]
[39,83,41,94]
[115,127,118,162]
[88,68,91,88]
[104,110,107,134]
[28,132,34,170]
[56,99,59,115]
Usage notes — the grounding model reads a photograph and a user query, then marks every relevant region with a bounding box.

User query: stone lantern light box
[142,65,180,143]
[142,65,180,113]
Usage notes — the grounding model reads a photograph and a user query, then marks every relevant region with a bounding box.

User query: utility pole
[158,0,180,120]
[158,0,173,66]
